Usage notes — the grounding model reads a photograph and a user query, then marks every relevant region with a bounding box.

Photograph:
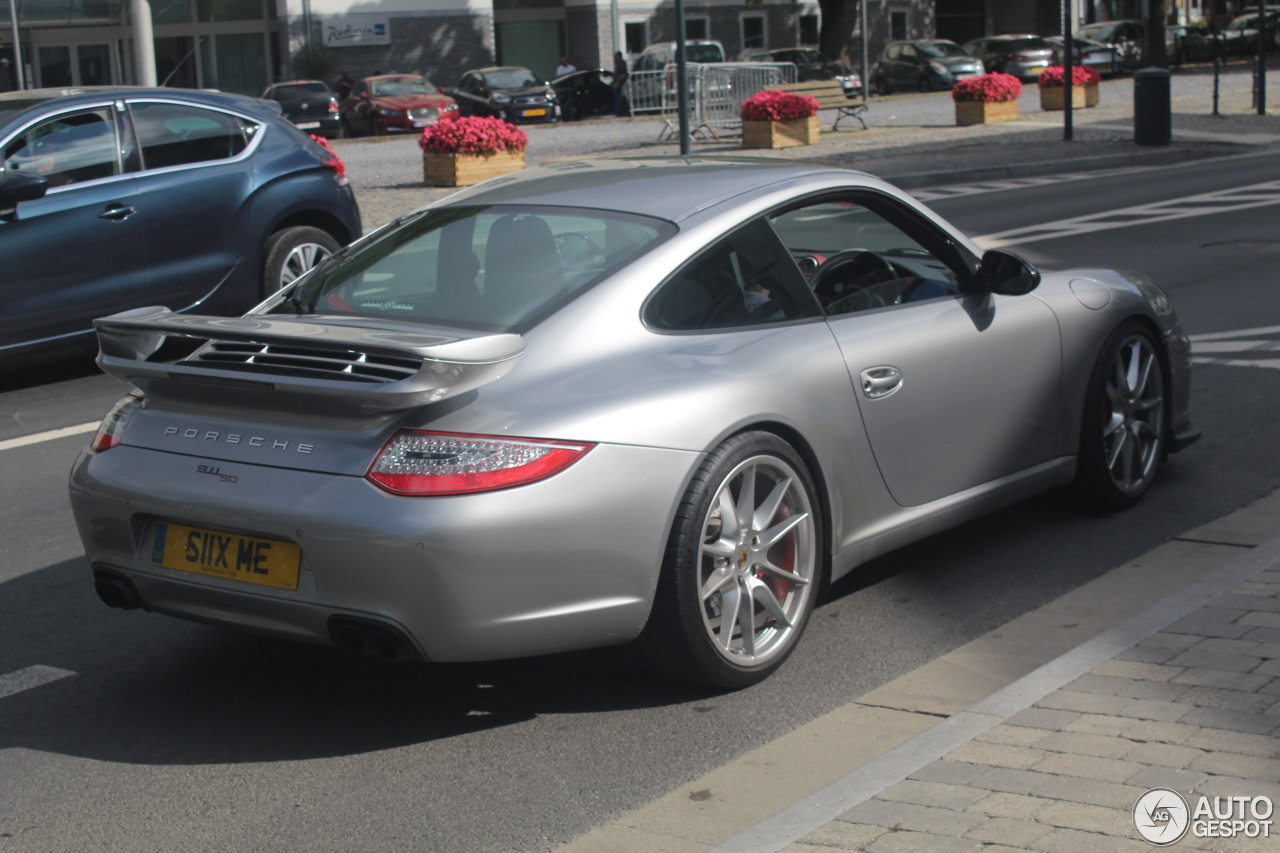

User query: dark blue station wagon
[0,87,362,357]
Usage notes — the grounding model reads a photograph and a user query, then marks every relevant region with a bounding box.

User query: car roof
[0,86,282,124]
[474,66,534,75]
[436,157,858,222]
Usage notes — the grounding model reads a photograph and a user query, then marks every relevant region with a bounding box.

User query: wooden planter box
[422,149,525,187]
[954,99,1019,126]
[1039,84,1097,110]
[742,115,820,149]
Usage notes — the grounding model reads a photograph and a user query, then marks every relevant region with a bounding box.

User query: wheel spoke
[735,585,757,656]
[1106,428,1128,470]
[702,538,736,558]
[1124,341,1141,394]
[757,512,809,551]
[714,488,740,540]
[734,464,757,538]
[1119,427,1136,486]
[751,477,792,532]
[1102,411,1125,438]
[700,567,735,601]
[718,585,741,652]
[1133,394,1164,412]
[1134,351,1154,398]
[749,577,791,629]
[757,557,810,586]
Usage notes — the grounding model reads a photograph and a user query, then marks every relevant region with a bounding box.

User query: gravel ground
[333,62,1280,230]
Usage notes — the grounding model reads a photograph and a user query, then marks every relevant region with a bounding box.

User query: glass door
[36,44,114,86]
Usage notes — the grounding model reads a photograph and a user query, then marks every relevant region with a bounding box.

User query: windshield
[1080,23,1119,41]
[484,69,540,90]
[1002,38,1051,51]
[371,77,436,96]
[918,41,969,57]
[1226,16,1254,31]
[283,205,675,333]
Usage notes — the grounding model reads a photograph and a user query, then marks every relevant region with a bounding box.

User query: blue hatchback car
[0,87,361,357]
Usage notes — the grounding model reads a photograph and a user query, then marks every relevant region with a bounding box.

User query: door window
[2,108,120,187]
[129,102,251,169]
[646,218,821,331]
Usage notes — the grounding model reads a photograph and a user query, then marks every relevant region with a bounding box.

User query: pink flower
[952,73,1023,103]
[741,91,821,122]
[1037,65,1101,88]
[419,117,529,154]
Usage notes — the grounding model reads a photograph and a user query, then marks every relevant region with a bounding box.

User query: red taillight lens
[328,98,339,113]
[90,392,143,453]
[1009,54,1028,60]
[366,431,593,496]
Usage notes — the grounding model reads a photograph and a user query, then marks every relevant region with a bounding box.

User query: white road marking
[1190,325,1280,371]
[911,167,1142,202]
[972,178,1280,248]
[0,422,98,453]
[0,665,76,700]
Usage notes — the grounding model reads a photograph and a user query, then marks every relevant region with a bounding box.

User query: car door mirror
[980,249,1041,295]
[0,171,49,220]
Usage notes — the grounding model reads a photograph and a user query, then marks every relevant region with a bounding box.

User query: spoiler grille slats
[188,341,424,384]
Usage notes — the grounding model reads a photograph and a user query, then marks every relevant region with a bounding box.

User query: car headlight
[377,107,403,116]
[545,89,557,100]
[443,103,458,111]
[492,94,511,104]
[929,61,948,74]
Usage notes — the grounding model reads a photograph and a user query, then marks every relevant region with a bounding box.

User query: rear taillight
[366,431,593,496]
[90,392,143,453]
[1009,53,1030,60]
[328,98,339,114]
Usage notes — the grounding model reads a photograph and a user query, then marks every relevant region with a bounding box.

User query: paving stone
[1267,699,1280,715]
[1210,593,1280,612]
[1120,719,1201,744]
[1242,626,1280,644]
[907,759,988,786]
[1240,612,1280,628]
[1005,708,1081,730]
[1254,642,1280,659]
[1092,660,1186,682]
[976,724,1050,748]
[1170,668,1272,692]
[837,799,923,828]
[1193,637,1268,656]
[1125,764,1207,791]
[1037,690,1133,715]
[1176,686,1279,713]
[1113,680,1193,701]
[898,806,986,836]
[1032,753,1147,783]
[1190,752,1280,781]
[1035,801,1132,834]
[1166,649,1265,672]
[1062,674,1131,695]
[965,791,1058,820]
[778,844,830,852]
[1064,713,1132,736]
[1257,658,1280,676]
[963,816,1055,846]
[1123,742,1206,768]
[1030,775,1145,808]
[1184,727,1280,757]
[1190,773,1280,803]
[1165,614,1251,640]
[945,741,1048,771]
[798,822,883,851]
[1261,679,1280,696]
[1177,705,1280,735]
[970,766,1056,795]
[1139,632,1203,650]
[865,829,983,853]
[1116,699,1195,722]
[876,780,988,811]
[1030,827,1149,853]
[1032,731,1138,759]
[1117,645,1183,663]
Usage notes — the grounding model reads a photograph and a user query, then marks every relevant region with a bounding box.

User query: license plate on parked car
[149,522,301,590]
[297,122,321,129]
[413,120,430,127]
[522,108,546,117]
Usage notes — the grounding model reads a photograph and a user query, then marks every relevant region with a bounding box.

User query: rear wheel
[629,432,822,688]
[917,74,932,92]
[873,74,890,95]
[563,99,586,121]
[1075,321,1167,512]
[261,226,340,299]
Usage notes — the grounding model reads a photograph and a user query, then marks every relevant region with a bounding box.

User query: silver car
[69,159,1198,688]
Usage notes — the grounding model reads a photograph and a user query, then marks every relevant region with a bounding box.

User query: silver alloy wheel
[697,454,816,667]
[1103,334,1165,494]
[278,242,333,290]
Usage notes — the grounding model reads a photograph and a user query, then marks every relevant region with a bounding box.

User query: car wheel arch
[266,209,352,250]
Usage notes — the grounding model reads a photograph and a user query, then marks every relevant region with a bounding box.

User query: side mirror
[980,249,1041,295]
[0,171,49,221]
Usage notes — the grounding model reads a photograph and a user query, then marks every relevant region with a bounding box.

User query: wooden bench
[762,80,868,131]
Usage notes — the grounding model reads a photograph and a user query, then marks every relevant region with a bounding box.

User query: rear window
[272,84,331,101]
[284,205,676,333]
[1003,38,1051,50]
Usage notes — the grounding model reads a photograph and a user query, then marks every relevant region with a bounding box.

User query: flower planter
[422,149,525,187]
[954,99,1019,126]
[1085,83,1099,107]
[1039,85,1090,110]
[742,115,820,149]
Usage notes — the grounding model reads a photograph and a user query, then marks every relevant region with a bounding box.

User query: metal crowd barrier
[624,63,798,141]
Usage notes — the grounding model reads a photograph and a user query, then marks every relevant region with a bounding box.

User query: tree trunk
[1146,0,1169,67]
[818,0,859,66]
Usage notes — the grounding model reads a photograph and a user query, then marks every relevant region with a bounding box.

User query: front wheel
[629,432,823,688]
[261,226,340,300]
[1075,321,1167,512]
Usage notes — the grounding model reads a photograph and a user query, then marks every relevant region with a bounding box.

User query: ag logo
[1134,788,1190,845]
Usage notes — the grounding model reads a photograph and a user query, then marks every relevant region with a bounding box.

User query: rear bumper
[69,441,697,662]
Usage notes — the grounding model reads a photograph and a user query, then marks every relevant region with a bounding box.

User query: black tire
[261,226,340,300]
[563,99,586,121]
[340,114,357,138]
[873,75,889,95]
[367,115,379,137]
[917,75,932,93]
[626,431,824,689]
[1075,320,1168,513]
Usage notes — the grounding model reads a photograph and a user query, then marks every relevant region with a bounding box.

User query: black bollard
[1133,67,1171,146]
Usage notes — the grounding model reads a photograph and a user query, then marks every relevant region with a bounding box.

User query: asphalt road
[2,151,1279,852]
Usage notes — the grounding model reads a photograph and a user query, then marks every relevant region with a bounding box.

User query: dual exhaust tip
[328,617,418,662]
[94,570,143,610]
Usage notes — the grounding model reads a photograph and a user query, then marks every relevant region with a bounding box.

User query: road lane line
[0,422,98,453]
[0,665,76,700]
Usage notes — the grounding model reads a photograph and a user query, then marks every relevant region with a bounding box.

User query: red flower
[419,117,528,154]
[952,73,1023,103]
[741,91,821,122]
[1037,65,1102,87]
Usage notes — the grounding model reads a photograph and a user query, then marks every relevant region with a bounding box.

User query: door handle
[860,366,903,399]
[98,204,135,221]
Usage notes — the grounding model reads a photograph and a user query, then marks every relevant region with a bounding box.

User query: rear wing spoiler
[94,307,525,416]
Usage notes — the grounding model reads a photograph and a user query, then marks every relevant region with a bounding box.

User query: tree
[292,43,338,81]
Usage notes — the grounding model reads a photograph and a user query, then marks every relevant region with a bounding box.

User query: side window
[901,45,918,59]
[886,44,901,60]
[769,199,971,318]
[130,102,249,170]
[1,108,120,188]
[646,218,820,331]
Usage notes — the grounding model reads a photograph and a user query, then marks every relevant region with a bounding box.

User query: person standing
[555,57,576,77]
[334,69,355,101]
[612,51,629,117]
[0,58,14,93]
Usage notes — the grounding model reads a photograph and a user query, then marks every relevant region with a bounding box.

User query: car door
[769,194,1063,507]
[125,99,258,312]
[0,102,145,350]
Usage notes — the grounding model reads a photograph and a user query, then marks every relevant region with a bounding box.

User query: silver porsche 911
[69,158,1198,688]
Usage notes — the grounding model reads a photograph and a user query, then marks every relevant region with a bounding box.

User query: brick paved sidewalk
[783,565,1280,853]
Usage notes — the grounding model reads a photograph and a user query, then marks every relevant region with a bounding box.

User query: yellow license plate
[149,522,300,590]
[522,108,546,117]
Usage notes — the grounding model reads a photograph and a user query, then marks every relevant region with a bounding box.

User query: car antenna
[160,37,203,88]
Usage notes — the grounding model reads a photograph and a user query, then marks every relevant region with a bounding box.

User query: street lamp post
[674,0,690,154]
[1257,0,1267,115]
[8,0,24,90]
[1064,0,1074,141]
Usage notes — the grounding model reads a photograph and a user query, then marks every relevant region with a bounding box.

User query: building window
[741,14,765,50]
[685,17,709,41]
[890,10,907,41]
[624,20,647,55]
[798,14,819,46]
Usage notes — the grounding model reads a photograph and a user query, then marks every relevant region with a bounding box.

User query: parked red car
[339,74,459,137]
